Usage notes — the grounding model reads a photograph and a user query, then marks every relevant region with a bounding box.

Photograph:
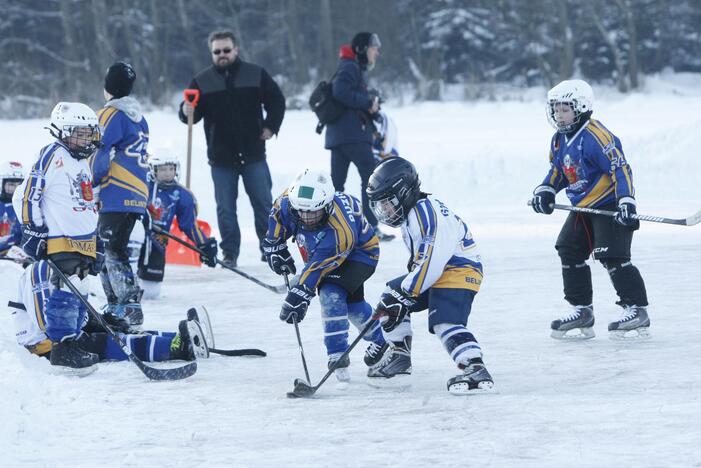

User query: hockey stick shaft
[153,226,286,293]
[46,260,197,381]
[284,272,312,384]
[527,200,701,226]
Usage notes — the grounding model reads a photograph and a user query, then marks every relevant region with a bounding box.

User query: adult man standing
[325,32,392,241]
[179,30,285,268]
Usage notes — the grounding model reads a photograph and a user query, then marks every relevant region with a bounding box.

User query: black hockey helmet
[366,156,421,227]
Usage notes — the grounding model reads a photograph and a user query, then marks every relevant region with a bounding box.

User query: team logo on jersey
[296,233,309,262]
[67,171,97,212]
[563,155,578,184]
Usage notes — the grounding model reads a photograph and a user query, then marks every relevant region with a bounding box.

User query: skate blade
[366,373,412,390]
[448,380,495,395]
[609,327,651,341]
[550,327,595,340]
[48,364,98,378]
[334,368,351,383]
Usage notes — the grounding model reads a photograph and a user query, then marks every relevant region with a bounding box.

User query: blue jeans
[211,160,273,259]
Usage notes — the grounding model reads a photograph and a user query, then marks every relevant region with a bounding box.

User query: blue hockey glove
[373,285,416,333]
[280,284,314,323]
[531,185,556,215]
[198,237,218,267]
[89,236,105,276]
[614,197,640,230]
[263,238,296,275]
[20,224,49,260]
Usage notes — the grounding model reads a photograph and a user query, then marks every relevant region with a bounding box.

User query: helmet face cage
[367,157,420,228]
[150,160,180,186]
[57,124,102,159]
[291,205,333,231]
[546,100,583,134]
[369,193,404,227]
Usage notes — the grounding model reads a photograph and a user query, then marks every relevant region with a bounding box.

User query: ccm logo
[593,247,609,253]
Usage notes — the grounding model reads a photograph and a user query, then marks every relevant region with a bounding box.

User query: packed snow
[1,73,700,467]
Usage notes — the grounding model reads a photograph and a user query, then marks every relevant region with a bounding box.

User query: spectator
[179,30,285,268]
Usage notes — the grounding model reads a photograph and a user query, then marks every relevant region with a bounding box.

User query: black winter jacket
[179,58,286,167]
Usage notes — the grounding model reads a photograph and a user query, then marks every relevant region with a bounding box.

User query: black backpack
[309,75,345,134]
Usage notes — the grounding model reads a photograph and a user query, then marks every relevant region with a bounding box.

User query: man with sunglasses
[179,30,286,269]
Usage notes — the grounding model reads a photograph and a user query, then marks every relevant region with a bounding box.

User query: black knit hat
[104,61,136,98]
[352,32,373,55]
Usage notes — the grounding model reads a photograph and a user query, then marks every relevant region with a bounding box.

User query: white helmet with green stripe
[287,169,335,230]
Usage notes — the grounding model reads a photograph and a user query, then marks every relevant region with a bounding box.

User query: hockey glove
[373,286,416,333]
[89,237,105,276]
[614,197,640,230]
[280,284,314,323]
[531,185,556,215]
[263,238,296,275]
[198,237,218,267]
[20,224,49,260]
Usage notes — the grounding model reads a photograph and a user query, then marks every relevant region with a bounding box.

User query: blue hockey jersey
[0,200,21,255]
[541,119,635,208]
[91,97,150,214]
[146,180,207,252]
[267,191,379,291]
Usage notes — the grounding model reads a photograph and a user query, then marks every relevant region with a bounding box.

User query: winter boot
[608,305,651,340]
[447,358,495,395]
[364,341,389,370]
[367,336,412,379]
[550,304,595,340]
[50,336,99,369]
[328,352,351,382]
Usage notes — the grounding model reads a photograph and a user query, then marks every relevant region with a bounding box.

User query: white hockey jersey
[400,196,483,296]
[13,142,97,258]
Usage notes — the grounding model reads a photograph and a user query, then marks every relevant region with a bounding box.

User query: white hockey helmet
[546,79,594,133]
[287,169,335,230]
[0,160,25,201]
[148,151,180,186]
[48,102,102,159]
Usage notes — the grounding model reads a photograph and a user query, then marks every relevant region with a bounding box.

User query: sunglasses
[212,48,233,55]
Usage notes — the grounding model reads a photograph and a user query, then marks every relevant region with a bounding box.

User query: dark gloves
[280,284,314,323]
[20,224,48,260]
[531,185,556,215]
[263,238,296,275]
[198,237,218,267]
[614,197,640,230]
[373,285,416,332]
[89,237,105,276]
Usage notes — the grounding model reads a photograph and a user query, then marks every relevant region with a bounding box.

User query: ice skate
[550,305,595,340]
[363,341,389,371]
[103,302,143,333]
[367,337,412,389]
[608,305,651,340]
[328,353,351,383]
[187,306,215,350]
[49,336,99,373]
[447,358,495,395]
[170,319,208,360]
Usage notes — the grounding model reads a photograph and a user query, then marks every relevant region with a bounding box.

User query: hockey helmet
[546,79,594,134]
[287,169,335,230]
[366,156,421,228]
[0,160,25,201]
[48,102,102,159]
[148,151,180,186]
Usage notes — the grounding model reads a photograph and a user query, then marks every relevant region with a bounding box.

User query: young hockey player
[531,79,650,340]
[9,260,208,367]
[366,156,494,395]
[371,110,399,163]
[1,160,25,259]
[263,169,388,382]
[138,152,218,299]
[91,61,150,330]
[12,102,104,368]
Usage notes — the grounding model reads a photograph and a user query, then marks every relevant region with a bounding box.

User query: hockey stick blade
[209,347,266,357]
[135,358,198,381]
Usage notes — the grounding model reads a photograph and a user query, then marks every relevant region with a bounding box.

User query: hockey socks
[433,323,482,366]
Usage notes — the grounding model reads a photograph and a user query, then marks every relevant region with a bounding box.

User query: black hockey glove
[280,284,314,323]
[263,238,296,275]
[198,237,218,267]
[89,236,105,276]
[373,285,416,333]
[20,224,48,260]
[614,197,640,230]
[531,185,556,215]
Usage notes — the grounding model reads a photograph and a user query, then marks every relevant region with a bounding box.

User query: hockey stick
[209,347,266,357]
[46,260,197,381]
[527,200,701,226]
[152,226,286,294]
[287,319,375,399]
[284,272,312,387]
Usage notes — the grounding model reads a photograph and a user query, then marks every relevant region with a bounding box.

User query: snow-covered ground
[1,74,700,467]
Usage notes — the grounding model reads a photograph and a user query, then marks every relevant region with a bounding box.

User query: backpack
[309,75,345,134]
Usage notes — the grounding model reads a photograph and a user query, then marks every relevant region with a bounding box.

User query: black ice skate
[50,336,99,369]
[187,306,215,350]
[608,305,651,340]
[447,358,495,395]
[170,319,209,360]
[367,336,412,380]
[550,305,595,340]
[103,303,144,333]
[364,341,389,370]
[328,353,351,382]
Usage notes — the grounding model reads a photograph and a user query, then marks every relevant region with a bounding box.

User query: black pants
[330,142,378,226]
[98,212,141,304]
[318,260,376,303]
[555,207,648,307]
